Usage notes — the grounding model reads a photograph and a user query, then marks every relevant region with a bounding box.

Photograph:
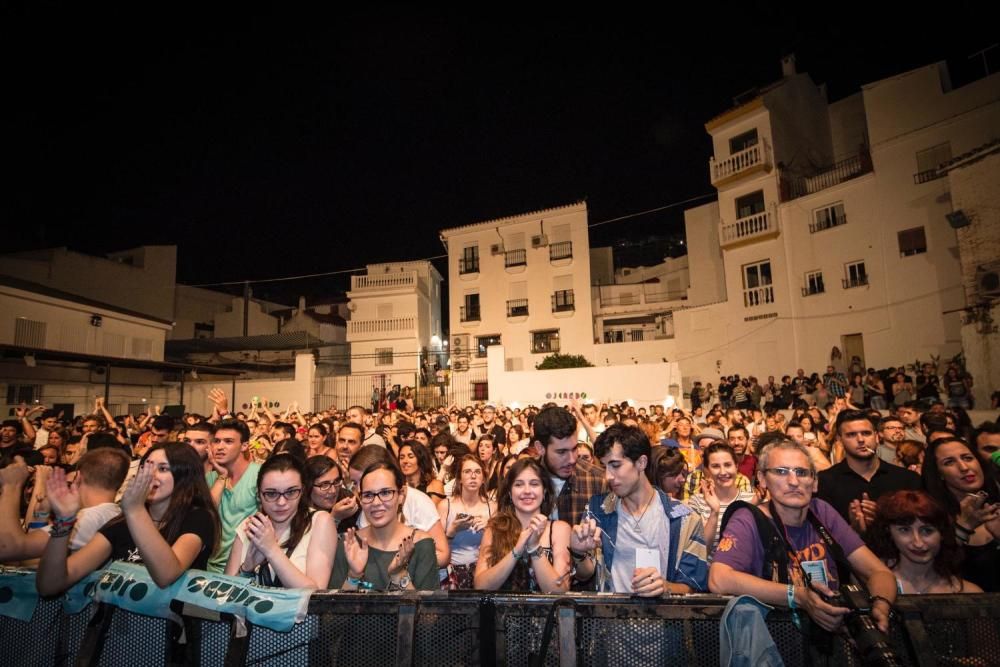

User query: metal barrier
[2,592,999,666]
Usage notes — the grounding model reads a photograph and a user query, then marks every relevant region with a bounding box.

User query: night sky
[7,9,997,306]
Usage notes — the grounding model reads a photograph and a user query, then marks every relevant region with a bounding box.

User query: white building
[673,56,1000,386]
[440,202,596,401]
[342,261,443,400]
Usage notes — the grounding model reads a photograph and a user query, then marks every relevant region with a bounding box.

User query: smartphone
[456,513,470,520]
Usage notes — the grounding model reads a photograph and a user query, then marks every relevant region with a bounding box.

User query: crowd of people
[1,363,998,655]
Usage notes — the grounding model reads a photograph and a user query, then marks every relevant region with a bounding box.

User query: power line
[587,193,717,228]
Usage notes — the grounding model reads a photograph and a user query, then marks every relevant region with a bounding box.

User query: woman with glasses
[439,454,496,589]
[37,442,220,595]
[305,455,359,530]
[225,454,335,588]
[331,462,439,591]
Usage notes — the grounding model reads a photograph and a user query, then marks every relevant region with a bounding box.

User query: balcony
[552,290,575,313]
[504,249,526,268]
[842,276,869,289]
[801,285,825,297]
[719,209,775,247]
[710,138,772,186]
[743,285,774,308]
[347,317,416,341]
[350,271,422,294]
[459,257,480,275]
[913,168,945,185]
[506,298,529,318]
[780,149,873,202]
[460,305,480,322]
[549,241,573,261]
[809,215,847,234]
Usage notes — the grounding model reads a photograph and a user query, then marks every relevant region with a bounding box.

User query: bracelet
[954,522,974,535]
[870,595,893,612]
[50,517,77,539]
[27,521,48,530]
[512,547,524,560]
[238,567,256,578]
[346,575,364,587]
[786,584,797,610]
[569,549,592,562]
[525,545,542,559]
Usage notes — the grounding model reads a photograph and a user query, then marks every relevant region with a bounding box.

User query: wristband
[525,545,542,559]
[512,547,524,560]
[27,521,48,530]
[786,584,797,610]
[870,595,893,612]
[954,522,974,535]
[50,517,77,538]
[238,567,256,578]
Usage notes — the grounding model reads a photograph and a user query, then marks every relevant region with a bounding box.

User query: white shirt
[609,496,671,594]
[48,501,121,552]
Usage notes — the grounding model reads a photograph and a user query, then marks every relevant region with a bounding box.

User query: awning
[165,331,330,355]
[0,344,242,376]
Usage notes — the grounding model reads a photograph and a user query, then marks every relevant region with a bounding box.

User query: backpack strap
[719,500,789,583]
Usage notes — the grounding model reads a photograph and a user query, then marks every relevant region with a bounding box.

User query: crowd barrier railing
[3,567,1000,666]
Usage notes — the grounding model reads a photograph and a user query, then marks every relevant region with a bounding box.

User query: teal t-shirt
[206,462,261,572]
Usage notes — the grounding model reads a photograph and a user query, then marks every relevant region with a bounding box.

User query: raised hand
[526,513,548,551]
[389,530,416,575]
[121,461,154,514]
[0,457,30,488]
[570,517,601,553]
[245,513,280,558]
[344,528,370,577]
[46,467,81,518]
[701,478,720,513]
[209,388,229,416]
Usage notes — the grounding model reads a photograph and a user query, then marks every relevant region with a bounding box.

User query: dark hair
[270,438,307,463]
[398,440,437,488]
[349,444,392,473]
[257,454,313,555]
[754,430,788,457]
[360,461,405,491]
[593,423,651,470]
[396,421,416,440]
[487,459,554,566]
[414,427,433,443]
[878,416,904,430]
[532,406,577,448]
[867,490,962,580]
[151,415,175,432]
[1,419,21,434]
[450,453,489,501]
[702,442,737,467]
[272,422,296,440]
[652,447,687,480]
[308,423,331,448]
[41,409,60,420]
[338,422,365,442]
[920,412,949,434]
[304,454,342,490]
[727,424,750,441]
[215,418,250,443]
[922,437,1000,516]
[118,442,220,550]
[77,447,130,491]
[835,409,876,435]
[86,432,123,451]
[186,421,215,435]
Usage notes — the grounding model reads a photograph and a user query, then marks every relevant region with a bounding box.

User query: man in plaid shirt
[823,365,848,398]
[531,405,607,526]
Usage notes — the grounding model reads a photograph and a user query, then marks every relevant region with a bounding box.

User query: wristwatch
[397,574,411,589]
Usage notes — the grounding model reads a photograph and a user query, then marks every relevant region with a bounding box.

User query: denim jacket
[587,488,708,592]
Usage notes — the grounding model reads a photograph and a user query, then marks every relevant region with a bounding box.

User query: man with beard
[479,405,506,448]
[816,410,920,533]
[728,425,757,481]
[876,416,906,464]
[530,406,604,526]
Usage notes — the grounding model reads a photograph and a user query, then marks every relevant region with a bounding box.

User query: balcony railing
[552,290,575,312]
[351,271,417,291]
[460,305,480,322]
[710,138,771,185]
[913,168,945,185]
[459,257,479,274]
[809,215,847,234]
[842,276,869,289]
[743,285,774,308]
[719,209,773,246]
[549,241,573,261]
[504,249,526,268]
[348,317,415,335]
[780,149,873,202]
[801,285,825,297]
[506,298,529,317]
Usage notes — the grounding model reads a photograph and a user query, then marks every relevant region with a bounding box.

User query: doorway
[841,334,865,372]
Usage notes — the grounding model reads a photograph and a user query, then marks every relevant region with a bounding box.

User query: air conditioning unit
[531,234,548,248]
[978,263,1000,297]
[452,359,469,372]
[452,334,470,355]
[490,243,504,255]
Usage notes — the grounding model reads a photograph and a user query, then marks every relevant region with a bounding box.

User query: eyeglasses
[360,488,398,505]
[261,487,302,502]
[314,479,343,492]
[763,467,814,479]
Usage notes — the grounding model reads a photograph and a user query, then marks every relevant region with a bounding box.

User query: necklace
[624,490,655,533]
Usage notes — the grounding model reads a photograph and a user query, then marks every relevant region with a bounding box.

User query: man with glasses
[876,416,906,464]
[817,410,920,532]
[710,439,895,651]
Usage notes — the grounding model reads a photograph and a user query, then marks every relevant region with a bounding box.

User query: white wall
[484,345,683,408]
[184,353,315,415]
[683,201,726,307]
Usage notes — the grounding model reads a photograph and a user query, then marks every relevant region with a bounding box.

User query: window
[476,334,501,358]
[811,203,846,233]
[376,347,393,366]
[507,299,529,317]
[14,318,47,348]
[843,261,868,289]
[552,289,575,312]
[729,129,759,154]
[472,381,489,401]
[6,384,42,406]
[531,330,560,354]
[735,190,766,220]
[460,245,479,274]
[742,260,774,307]
[898,227,927,257]
[914,142,951,184]
[461,293,480,322]
[802,271,825,296]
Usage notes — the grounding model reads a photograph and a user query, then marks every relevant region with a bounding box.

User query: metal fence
[5,592,999,666]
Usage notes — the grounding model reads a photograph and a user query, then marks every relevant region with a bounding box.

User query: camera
[825,583,902,667]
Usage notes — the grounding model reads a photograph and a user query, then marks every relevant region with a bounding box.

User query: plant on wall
[535,353,594,370]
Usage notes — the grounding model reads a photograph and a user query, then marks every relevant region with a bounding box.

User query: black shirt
[98,506,216,570]
[816,459,922,522]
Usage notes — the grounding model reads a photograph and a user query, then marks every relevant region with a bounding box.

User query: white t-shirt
[548,477,568,520]
[235,511,323,581]
[48,501,121,552]
[609,497,671,594]
[357,486,441,531]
